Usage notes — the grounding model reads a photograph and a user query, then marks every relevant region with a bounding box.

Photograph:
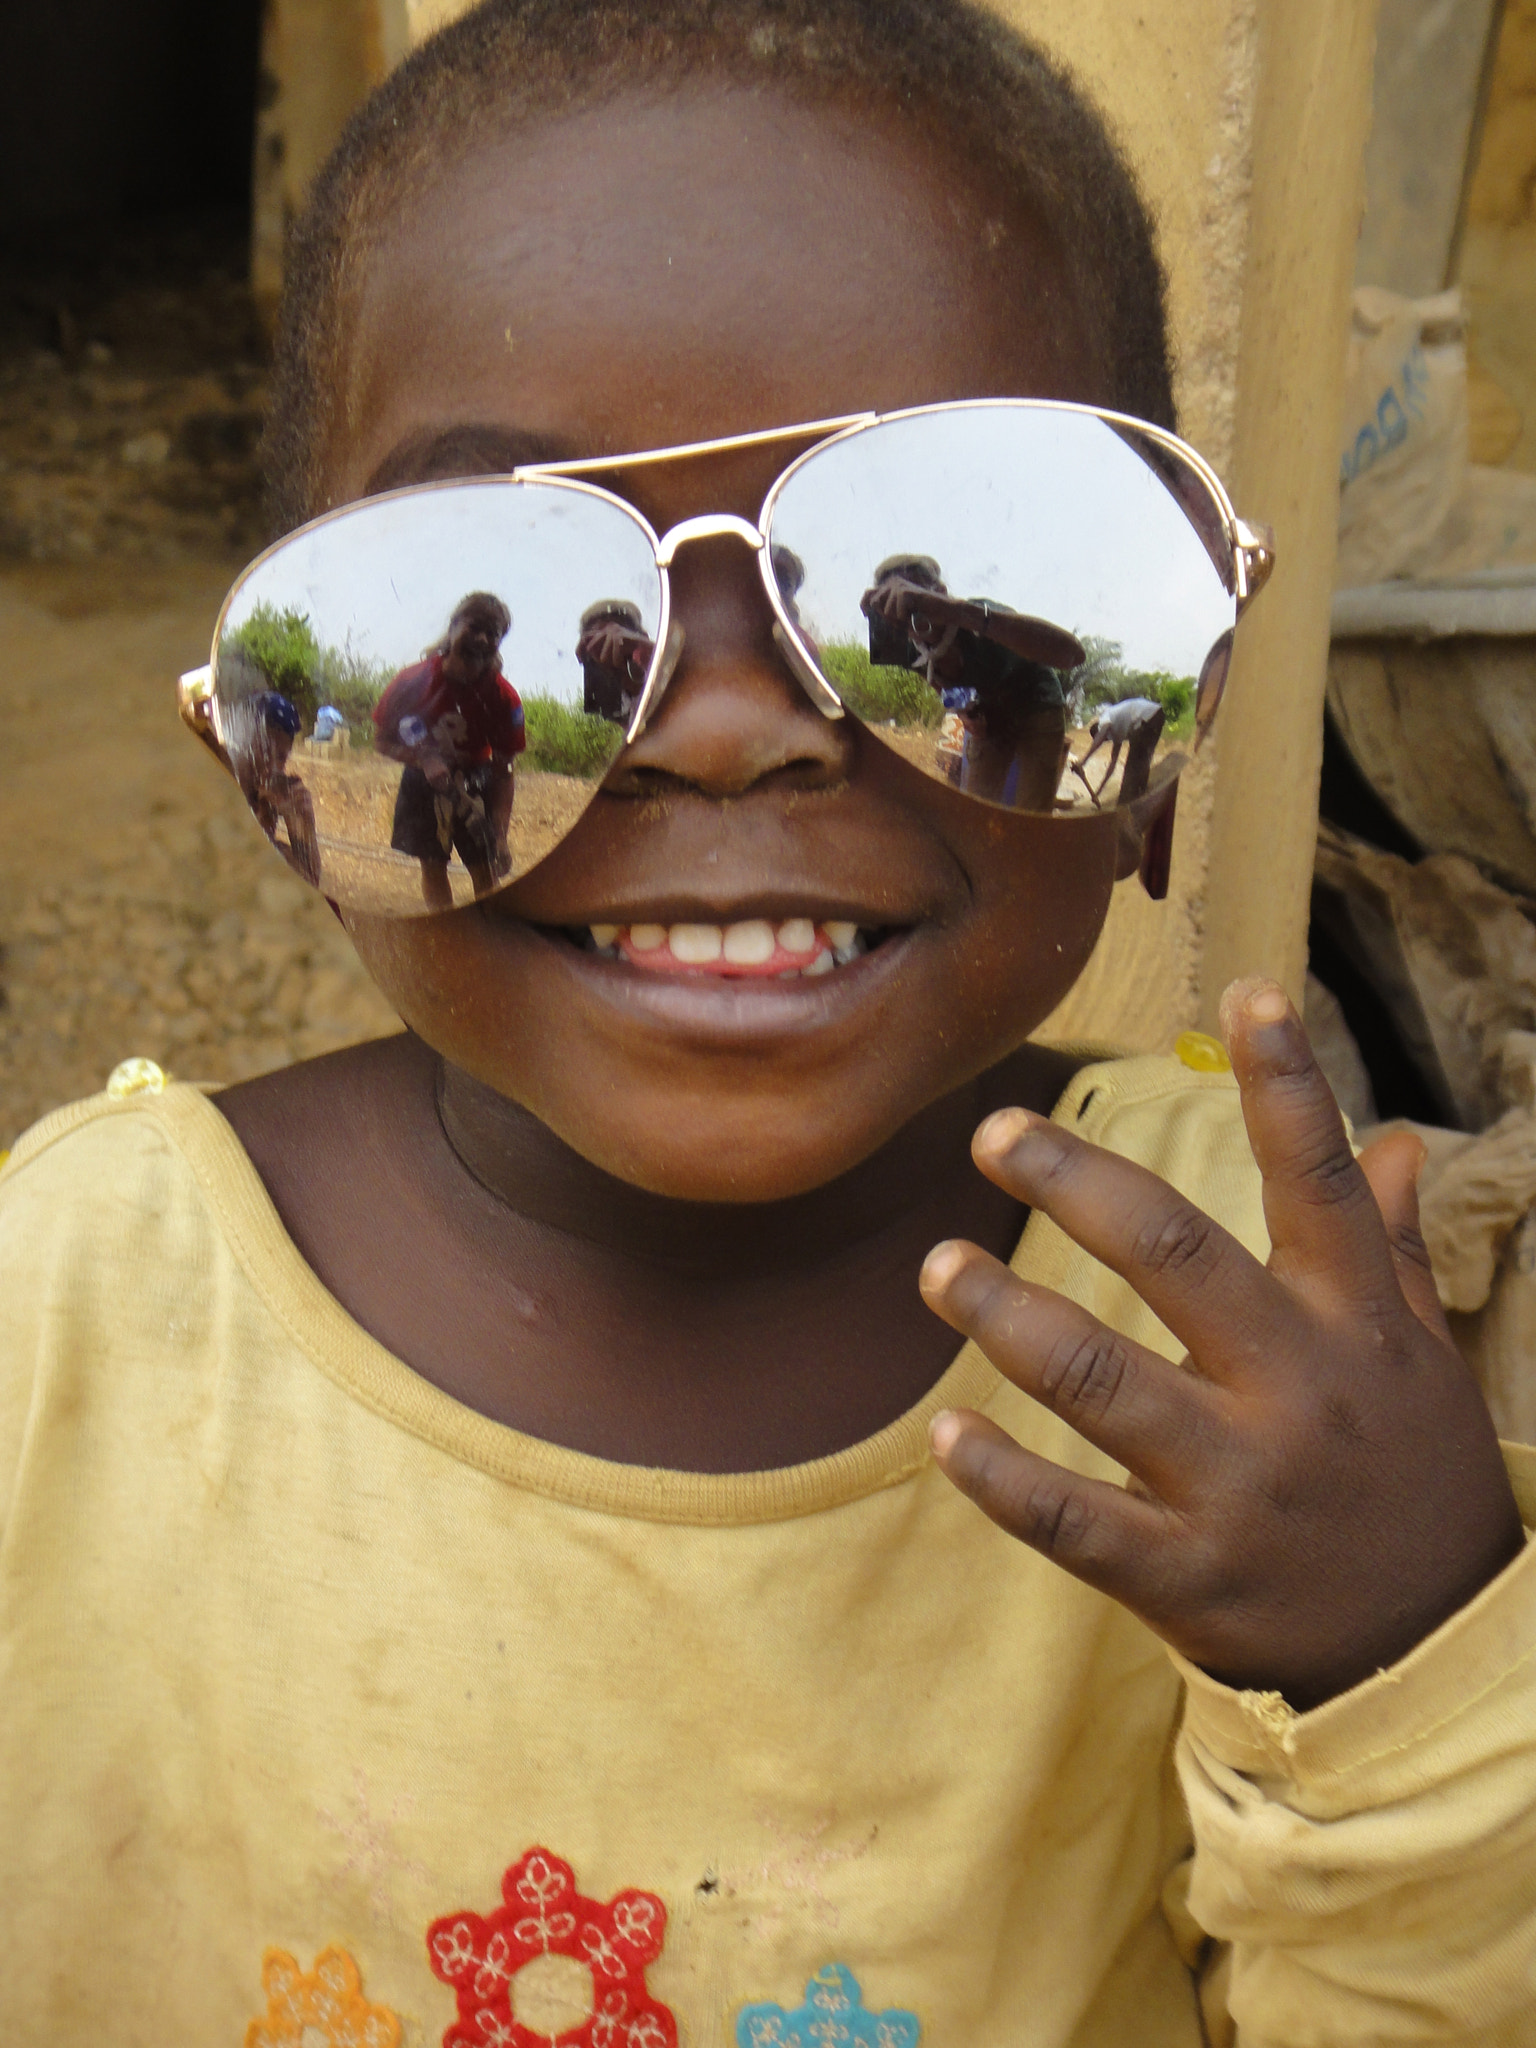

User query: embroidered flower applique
[426,1845,676,2048]
[735,1964,920,2048]
[245,1945,401,2048]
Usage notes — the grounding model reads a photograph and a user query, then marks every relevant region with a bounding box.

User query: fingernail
[920,1241,966,1294]
[974,1106,1032,1160]
[1245,982,1289,1025]
[929,1408,963,1458]
[1217,973,1267,1040]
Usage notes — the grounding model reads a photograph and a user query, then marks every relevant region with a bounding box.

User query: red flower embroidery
[427,1846,675,2048]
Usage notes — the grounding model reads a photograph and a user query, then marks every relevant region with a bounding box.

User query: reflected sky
[221,413,1234,720]
[223,481,665,707]
[769,409,1233,681]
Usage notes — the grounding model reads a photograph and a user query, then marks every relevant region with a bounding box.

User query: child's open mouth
[566,918,886,977]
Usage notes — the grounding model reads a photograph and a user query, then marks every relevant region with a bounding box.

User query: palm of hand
[922,979,1524,1710]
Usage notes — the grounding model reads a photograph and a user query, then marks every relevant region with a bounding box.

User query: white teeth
[722,919,775,965]
[669,922,723,964]
[615,917,870,972]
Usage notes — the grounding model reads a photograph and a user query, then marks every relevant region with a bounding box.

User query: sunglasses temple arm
[1234,519,1276,612]
[177,665,234,774]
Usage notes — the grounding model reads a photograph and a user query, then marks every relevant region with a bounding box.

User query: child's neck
[218,1032,1080,1473]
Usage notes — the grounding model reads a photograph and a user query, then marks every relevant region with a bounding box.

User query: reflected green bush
[220,602,394,732]
[522,695,624,779]
[221,603,321,712]
[817,640,942,729]
[1144,675,1195,738]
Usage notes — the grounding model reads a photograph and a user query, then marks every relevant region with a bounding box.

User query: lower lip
[511,922,915,1046]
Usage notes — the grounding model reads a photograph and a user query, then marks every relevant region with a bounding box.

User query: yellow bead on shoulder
[1173,1030,1231,1075]
[106,1058,169,1099]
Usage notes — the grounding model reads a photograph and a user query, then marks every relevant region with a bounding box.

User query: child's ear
[1114,782,1179,901]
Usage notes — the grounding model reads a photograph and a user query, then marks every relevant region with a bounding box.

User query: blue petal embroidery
[736,1964,920,2047]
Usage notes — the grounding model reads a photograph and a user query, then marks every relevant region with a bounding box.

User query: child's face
[446,605,503,672]
[327,80,1128,1200]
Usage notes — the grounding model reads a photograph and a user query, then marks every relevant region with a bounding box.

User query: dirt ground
[0,219,398,1147]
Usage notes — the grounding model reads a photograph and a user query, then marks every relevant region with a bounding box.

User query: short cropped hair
[265,0,1175,533]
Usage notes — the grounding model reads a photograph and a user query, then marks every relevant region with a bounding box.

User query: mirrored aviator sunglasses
[178,399,1275,919]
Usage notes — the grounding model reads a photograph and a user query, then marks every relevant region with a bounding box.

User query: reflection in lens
[854,556,1083,810]
[767,406,1236,816]
[371,591,520,911]
[220,688,322,888]
[212,480,665,915]
[1070,695,1164,807]
[576,599,655,726]
[771,542,806,611]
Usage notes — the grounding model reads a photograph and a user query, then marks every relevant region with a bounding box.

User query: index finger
[1219,977,1398,1307]
[970,1108,1283,1378]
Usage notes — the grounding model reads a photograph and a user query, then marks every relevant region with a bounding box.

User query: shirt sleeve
[372,660,427,742]
[1172,1442,1536,2047]
[496,678,526,755]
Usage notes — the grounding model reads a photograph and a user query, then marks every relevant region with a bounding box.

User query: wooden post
[1195,1,1380,1028]
[996,0,1381,1045]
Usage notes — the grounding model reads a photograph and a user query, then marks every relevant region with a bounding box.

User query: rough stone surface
[0,216,271,564]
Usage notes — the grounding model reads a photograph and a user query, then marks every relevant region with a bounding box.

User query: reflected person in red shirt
[373,593,525,910]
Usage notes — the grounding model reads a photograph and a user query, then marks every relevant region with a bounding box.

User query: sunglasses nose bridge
[653,511,765,567]
[643,512,844,731]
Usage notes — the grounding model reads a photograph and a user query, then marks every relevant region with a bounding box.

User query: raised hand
[921,978,1525,1709]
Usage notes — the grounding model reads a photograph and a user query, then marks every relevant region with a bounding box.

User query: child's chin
[539,1096,904,1204]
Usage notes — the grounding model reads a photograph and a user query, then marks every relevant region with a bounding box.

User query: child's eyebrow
[364,422,580,496]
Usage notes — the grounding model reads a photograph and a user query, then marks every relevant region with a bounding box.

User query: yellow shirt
[2,1058,1533,2048]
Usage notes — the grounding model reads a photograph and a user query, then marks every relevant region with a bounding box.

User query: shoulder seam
[1,1090,146,1182]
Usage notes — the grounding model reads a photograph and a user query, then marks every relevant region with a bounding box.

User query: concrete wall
[254,0,1381,1047]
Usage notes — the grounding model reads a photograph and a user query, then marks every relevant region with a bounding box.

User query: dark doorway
[0,0,263,236]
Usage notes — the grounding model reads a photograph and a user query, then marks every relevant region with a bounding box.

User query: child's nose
[608,538,853,797]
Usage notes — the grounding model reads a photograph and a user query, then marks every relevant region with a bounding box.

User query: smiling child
[2,2,1534,2044]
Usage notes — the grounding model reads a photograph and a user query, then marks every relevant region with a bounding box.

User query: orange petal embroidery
[246,1944,402,2048]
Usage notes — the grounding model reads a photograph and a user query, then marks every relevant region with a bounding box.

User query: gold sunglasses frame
[180,397,1274,763]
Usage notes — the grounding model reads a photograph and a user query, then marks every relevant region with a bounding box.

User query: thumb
[1357,1129,1452,1340]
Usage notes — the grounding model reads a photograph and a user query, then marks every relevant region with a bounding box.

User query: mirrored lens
[211,479,663,915]
[766,406,1237,817]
